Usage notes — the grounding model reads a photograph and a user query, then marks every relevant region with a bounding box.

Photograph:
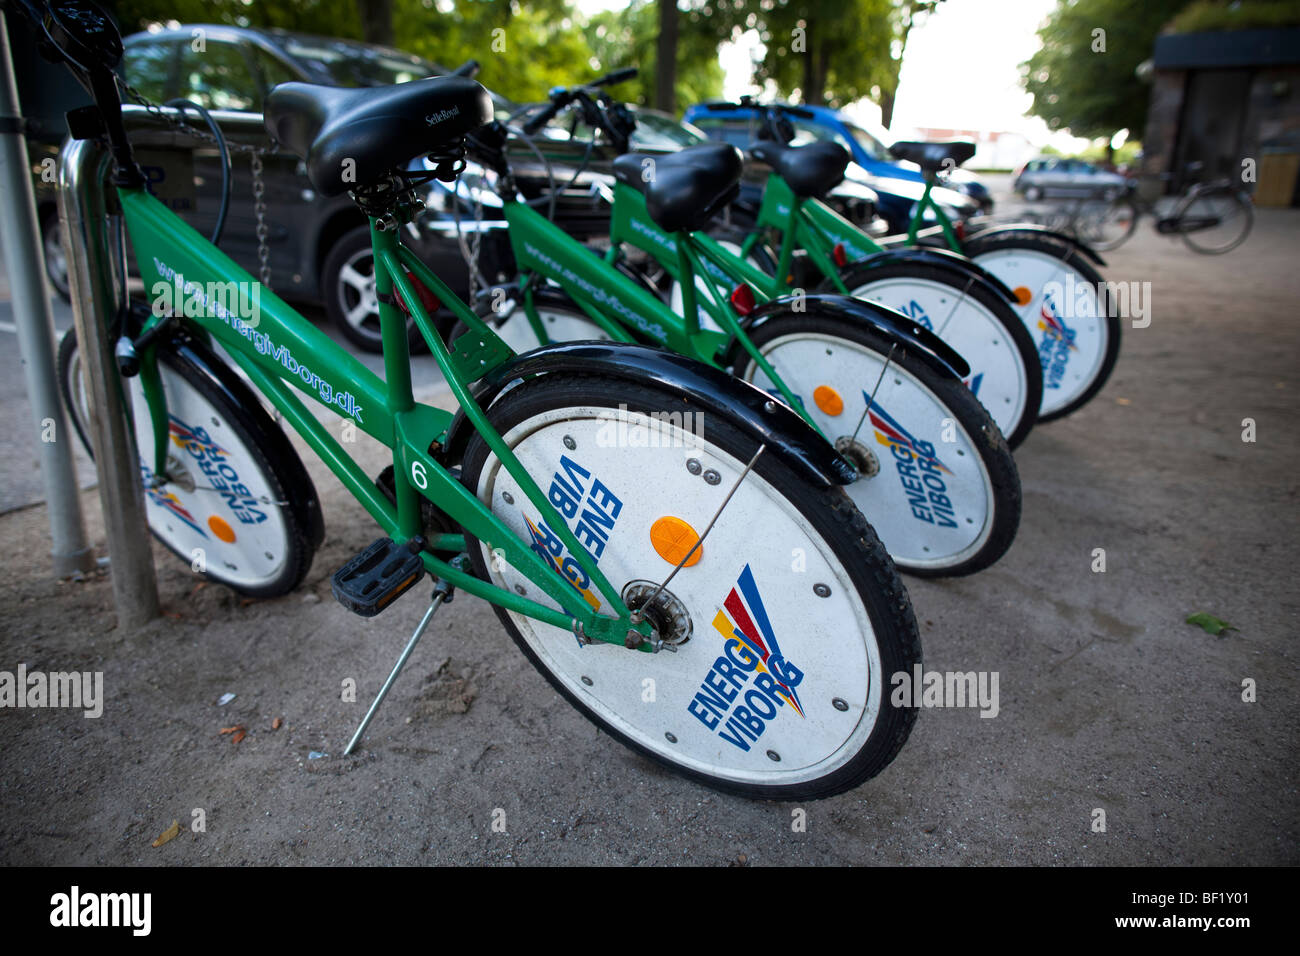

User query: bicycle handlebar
[520,66,637,136]
[590,67,637,88]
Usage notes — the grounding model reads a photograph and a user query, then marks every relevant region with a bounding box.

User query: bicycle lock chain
[123,83,274,290]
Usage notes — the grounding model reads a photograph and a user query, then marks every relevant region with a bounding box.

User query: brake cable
[162,98,229,247]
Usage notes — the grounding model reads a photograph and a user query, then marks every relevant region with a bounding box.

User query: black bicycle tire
[459,372,921,800]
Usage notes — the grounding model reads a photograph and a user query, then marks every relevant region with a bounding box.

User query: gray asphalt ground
[0,181,1297,866]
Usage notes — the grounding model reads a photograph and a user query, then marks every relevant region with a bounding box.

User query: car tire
[1023,185,1043,202]
[321,224,429,354]
[40,208,72,303]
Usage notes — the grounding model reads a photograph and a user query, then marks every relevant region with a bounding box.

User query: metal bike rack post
[0,16,95,578]
[58,132,160,627]
[53,104,275,627]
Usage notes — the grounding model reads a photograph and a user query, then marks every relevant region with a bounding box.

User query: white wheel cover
[474,406,886,787]
[971,248,1109,415]
[745,333,996,571]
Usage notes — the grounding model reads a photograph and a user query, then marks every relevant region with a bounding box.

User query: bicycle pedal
[331,538,425,617]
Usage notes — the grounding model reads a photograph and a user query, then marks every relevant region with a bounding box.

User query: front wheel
[459,373,921,800]
[57,328,321,598]
[964,231,1121,421]
[733,312,1022,577]
[823,260,1042,449]
[1081,197,1138,252]
[453,287,612,354]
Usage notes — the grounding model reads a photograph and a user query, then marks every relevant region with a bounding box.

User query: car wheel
[321,224,427,354]
[1023,185,1043,202]
[41,209,71,302]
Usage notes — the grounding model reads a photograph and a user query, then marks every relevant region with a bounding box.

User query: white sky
[576,0,1093,151]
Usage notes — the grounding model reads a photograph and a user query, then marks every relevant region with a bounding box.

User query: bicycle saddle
[611,143,743,233]
[265,76,494,197]
[746,140,849,198]
[888,140,976,173]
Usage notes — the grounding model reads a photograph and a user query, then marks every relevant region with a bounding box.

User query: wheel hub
[834,435,879,479]
[621,580,693,647]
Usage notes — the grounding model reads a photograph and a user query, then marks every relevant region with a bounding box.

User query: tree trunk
[356,0,395,48]
[880,88,897,130]
[656,0,678,113]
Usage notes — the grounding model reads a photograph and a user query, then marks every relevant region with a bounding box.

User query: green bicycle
[35,0,920,799]
[454,107,1021,578]
[703,100,1122,423]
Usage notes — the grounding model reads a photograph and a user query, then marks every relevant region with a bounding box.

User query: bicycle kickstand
[343,568,459,756]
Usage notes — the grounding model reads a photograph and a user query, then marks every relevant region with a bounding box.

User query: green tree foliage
[106,0,363,37]
[584,0,724,109]
[1022,0,1193,140]
[103,0,600,104]
[389,0,593,103]
[735,0,898,108]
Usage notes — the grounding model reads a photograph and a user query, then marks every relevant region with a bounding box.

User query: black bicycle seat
[611,143,743,233]
[265,76,494,197]
[747,139,849,198]
[888,140,976,173]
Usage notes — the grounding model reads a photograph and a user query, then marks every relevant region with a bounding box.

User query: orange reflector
[208,515,236,543]
[832,242,848,268]
[650,516,702,567]
[1012,285,1033,305]
[813,385,844,416]
[730,283,756,316]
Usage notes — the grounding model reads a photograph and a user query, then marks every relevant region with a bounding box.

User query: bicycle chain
[122,82,274,290]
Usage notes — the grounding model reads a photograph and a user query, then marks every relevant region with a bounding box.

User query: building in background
[1141,25,1300,206]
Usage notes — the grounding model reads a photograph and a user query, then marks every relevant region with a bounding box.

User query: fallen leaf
[1115,397,1132,406]
[220,724,246,735]
[272,717,283,730]
[1185,612,1235,637]
[231,729,246,744]
[152,820,180,847]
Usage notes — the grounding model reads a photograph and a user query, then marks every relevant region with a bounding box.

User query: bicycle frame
[503,187,823,435]
[117,183,653,650]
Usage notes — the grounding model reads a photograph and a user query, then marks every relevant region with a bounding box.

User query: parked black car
[20,20,502,350]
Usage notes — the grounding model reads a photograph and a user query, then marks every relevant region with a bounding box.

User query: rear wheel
[57,329,319,597]
[734,312,1021,577]
[459,373,921,800]
[1177,190,1253,255]
[964,231,1121,421]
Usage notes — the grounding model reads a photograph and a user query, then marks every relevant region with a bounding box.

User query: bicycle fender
[962,223,1107,267]
[848,246,1020,305]
[743,293,971,382]
[450,341,857,488]
[170,329,326,551]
